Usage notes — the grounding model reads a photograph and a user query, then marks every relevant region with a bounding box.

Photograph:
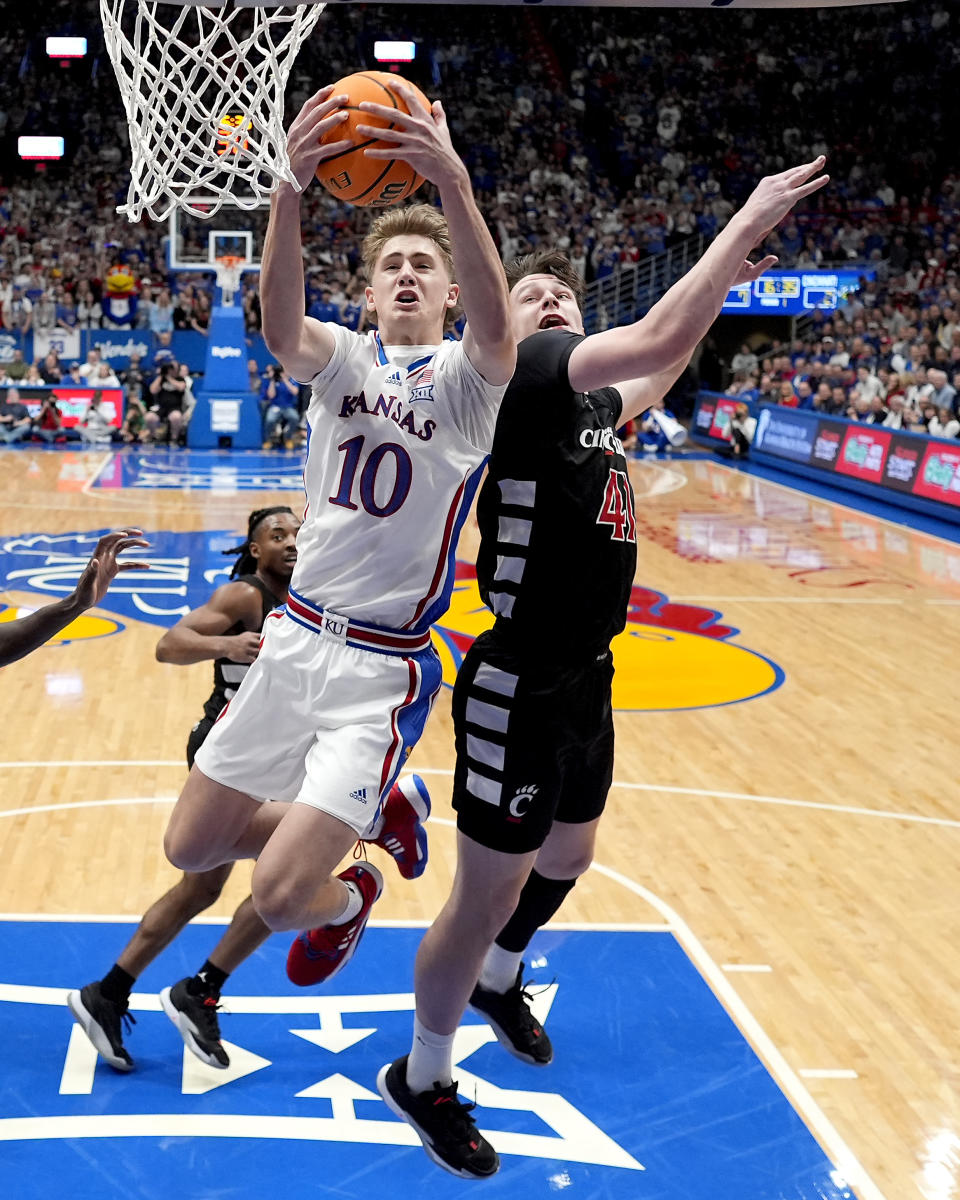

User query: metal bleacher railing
[580,233,707,334]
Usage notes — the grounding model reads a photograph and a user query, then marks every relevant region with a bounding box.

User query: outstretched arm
[358,81,515,385]
[568,158,828,393]
[614,258,769,423]
[0,529,149,668]
[155,582,263,666]
[262,87,354,383]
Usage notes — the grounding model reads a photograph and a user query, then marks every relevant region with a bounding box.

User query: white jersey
[292,324,505,633]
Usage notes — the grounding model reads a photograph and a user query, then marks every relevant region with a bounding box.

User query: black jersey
[475,330,637,658]
[201,574,282,721]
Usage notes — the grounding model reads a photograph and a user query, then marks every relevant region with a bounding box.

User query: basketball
[316,71,431,208]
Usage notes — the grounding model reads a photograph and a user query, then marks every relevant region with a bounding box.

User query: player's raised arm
[155,584,263,666]
[567,157,829,394]
[357,81,515,385]
[0,529,150,668]
[262,87,353,384]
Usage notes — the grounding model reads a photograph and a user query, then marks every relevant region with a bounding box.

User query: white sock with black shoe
[478,943,523,995]
[406,1016,455,1094]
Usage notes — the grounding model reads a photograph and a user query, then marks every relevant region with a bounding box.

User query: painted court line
[0,826,882,1198]
[587,861,887,1200]
[1,767,958,830]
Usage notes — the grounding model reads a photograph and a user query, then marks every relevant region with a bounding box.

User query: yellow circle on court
[431,574,782,713]
[0,606,123,646]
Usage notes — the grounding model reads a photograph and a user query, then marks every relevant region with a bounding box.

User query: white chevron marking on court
[2,975,640,1170]
[182,1041,271,1094]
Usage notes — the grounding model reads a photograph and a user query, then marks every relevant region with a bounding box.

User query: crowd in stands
[721,271,960,437]
[0,1,958,446]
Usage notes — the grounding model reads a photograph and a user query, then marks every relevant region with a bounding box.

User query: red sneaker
[286,862,383,986]
[366,774,431,880]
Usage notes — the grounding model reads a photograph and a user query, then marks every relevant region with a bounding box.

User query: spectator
[259,364,300,449]
[78,348,103,383]
[307,287,340,324]
[92,362,122,389]
[5,350,28,382]
[145,359,187,445]
[21,365,46,388]
[39,350,62,384]
[79,392,116,445]
[0,387,33,444]
[730,343,759,376]
[927,367,958,417]
[35,395,79,443]
[930,406,960,439]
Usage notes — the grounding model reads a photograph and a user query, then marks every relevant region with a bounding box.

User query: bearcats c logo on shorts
[508,784,539,821]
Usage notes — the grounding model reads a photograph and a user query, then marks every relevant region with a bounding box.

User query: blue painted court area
[92,448,307,491]
[0,923,857,1200]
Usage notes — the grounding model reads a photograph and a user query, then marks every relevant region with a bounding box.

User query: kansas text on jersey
[293,326,505,634]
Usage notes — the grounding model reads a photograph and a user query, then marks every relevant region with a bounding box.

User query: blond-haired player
[164,82,514,987]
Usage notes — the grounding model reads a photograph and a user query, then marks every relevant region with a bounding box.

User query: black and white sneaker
[160,978,229,1069]
[469,965,554,1066]
[377,1055,499,1179]
[66,981,136,1072]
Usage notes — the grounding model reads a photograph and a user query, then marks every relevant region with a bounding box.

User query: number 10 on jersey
[329,435,413,518]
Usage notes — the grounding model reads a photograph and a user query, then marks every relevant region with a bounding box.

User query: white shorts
[193,607,442,836]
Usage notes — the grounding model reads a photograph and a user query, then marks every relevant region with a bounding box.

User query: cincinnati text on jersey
[579,426,625,456]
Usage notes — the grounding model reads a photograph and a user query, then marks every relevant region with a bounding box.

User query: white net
[100,0,326,223]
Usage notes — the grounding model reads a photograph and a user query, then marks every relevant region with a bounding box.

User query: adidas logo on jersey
[385,371,402,386]
[349,787,368,804]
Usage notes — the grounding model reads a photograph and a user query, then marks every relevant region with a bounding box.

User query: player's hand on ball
[356,79,466,192]
[737,156,829,242]
[284,86,352,192]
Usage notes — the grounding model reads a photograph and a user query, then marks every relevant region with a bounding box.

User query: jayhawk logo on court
[431,562,783,712]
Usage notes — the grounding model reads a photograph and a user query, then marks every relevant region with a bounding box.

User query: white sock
[329,879,363,926]
[406,1017,455,1093]
[478,943,523,995]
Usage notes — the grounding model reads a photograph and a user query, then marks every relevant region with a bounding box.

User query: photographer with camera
[146,355,187,445]
[259,361,300,450]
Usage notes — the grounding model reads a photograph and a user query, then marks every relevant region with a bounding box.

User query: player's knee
[250,870,303,932]
[181,866,230,908]
[544,848,594,879]
[164,825,208,873]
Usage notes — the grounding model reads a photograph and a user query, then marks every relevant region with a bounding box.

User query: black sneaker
[160,978,229,1069]
[469,965,554,1066]
[377,1055,499,1179]
[66,982,136,1072]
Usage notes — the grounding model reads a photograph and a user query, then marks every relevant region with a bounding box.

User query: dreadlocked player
[67,508,429,1072]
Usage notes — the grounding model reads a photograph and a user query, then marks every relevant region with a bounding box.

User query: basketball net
[100,0,326,223]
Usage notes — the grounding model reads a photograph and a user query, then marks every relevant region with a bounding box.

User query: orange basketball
[316,71,431,208]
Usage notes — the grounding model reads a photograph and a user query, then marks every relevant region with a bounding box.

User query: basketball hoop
[214,254,247,306]
[100,0,326,223]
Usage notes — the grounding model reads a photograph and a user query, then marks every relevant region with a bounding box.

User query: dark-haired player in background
[378,158,829,1178]
[67,507,300,1072]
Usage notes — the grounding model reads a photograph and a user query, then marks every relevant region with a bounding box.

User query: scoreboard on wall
[721,269,872,317]
[752,405,960,517]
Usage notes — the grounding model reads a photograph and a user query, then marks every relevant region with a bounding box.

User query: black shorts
[451,630,615,854]
[186,715,216,769]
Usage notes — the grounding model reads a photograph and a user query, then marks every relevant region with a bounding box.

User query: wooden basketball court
[0,444,955,1200]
